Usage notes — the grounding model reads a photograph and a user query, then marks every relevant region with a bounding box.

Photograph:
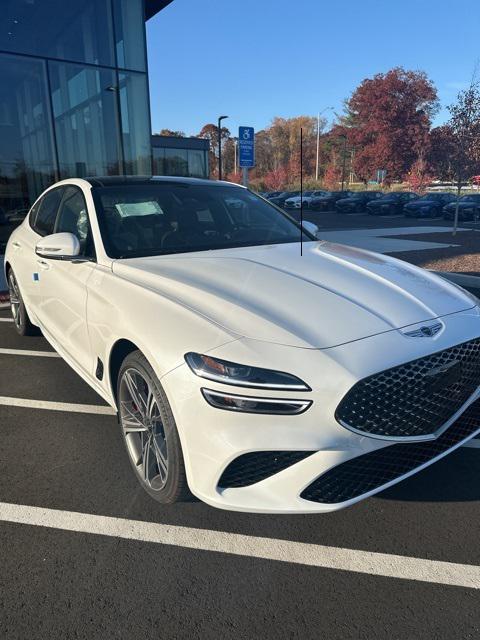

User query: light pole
[315,107,333,182]
[340,134,348,191]
[217,115,228,180]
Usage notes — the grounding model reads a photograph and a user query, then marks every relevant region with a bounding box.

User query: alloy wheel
[119,367,169,491]
[8,272,21,330]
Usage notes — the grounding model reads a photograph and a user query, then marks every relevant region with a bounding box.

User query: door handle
[36,259,50,270]
[12,241,21,249]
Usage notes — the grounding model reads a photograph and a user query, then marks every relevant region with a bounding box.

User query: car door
[13,186,65,320]
[36,185,97,376]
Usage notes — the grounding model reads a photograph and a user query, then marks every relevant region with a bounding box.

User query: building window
[188,149,208,178]
[0,53,56,213]
[0,0,115,67]
[113,0,147,72]
[164,149,188,176]
[119,72,152,175]
[49,61,122,178]
[152,148,165,175]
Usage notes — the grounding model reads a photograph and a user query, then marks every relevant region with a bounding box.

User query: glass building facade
[152,135,210,179]
[0,0,154,215]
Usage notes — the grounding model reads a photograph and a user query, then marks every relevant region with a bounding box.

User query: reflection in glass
[165,149,188,176]
[0,0,114,67]
[114,0,147,71]
[49,62,122,178]
[188,149,208,178]
[0,53,56,213]
[119,73,152,175]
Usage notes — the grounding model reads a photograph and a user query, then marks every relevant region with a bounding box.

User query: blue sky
[146,0,479,137]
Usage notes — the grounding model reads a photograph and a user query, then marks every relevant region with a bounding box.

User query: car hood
[113,241,476,349]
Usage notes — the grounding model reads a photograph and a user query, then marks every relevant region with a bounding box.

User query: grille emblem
[403,322,443,338]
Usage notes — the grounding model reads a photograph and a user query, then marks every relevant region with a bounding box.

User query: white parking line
[0,501,479,590]
[0,396,115,414]
[0,317,13,322]
[0,347,59,357]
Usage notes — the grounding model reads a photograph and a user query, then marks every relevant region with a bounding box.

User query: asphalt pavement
[1,305,480,639]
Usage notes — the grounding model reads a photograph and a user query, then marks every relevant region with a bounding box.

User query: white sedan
[4,176,480,513]
[284,190,327,209]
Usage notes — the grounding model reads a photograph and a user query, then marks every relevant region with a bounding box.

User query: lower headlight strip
[201,388,312,415]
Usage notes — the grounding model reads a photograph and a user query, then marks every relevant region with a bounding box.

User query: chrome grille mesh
[336,338,480,438]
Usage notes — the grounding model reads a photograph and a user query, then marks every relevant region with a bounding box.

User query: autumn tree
[155,128,186,137]
[428,125,457,181]
[198,123,231,177]
[341,67,439,183]
[446,77,480,233]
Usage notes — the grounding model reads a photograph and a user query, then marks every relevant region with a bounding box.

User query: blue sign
[238,126,255,168]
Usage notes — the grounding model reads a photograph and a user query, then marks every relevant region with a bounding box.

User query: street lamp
[217,115,228,180]
[339,134,348,191]
[315,107,333,181]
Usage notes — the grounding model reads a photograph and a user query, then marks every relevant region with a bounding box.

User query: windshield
[92,183,311,259]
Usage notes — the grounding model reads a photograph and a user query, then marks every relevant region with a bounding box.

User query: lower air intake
[301,400,480,504]
[218,451,315,488]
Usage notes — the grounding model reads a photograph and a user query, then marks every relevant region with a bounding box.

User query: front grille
[336,337,480,438]
[218,451,315,488]
[301,399,480,504]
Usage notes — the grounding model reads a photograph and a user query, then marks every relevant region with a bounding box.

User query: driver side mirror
[302,220,320,238]
[35,232,81,260]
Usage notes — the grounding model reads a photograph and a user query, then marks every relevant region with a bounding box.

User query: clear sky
[146,0,479,137]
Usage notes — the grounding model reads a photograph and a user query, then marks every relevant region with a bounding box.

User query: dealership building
[0,0,206,216]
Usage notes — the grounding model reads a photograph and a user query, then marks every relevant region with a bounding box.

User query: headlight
[185,353,311,390]
[201,388,312,415]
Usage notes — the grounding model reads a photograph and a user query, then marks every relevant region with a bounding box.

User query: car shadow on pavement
[378,447,480,502]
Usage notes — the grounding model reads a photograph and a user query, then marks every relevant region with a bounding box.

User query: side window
[28,198,42,228]
[55,187,94,258]
[33,188,64,236]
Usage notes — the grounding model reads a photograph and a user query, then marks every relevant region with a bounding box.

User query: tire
[7,269,40,336]
[117,350,191,504]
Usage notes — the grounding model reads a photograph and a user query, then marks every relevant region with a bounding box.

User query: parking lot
[1,301,480,639]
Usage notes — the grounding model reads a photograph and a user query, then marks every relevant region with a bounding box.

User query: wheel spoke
[123,370,148,418]
[151,435,168,480]
[142,434,154,485]
[120,401,148,432]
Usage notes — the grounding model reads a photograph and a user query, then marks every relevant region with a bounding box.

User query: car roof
[84,175,244,189]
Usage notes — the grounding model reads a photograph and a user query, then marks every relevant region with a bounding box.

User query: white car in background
[4,176,480,513]
[284,190,327,209]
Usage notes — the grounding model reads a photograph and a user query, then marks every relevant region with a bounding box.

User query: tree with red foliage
[323,163,342,190]
[263,165,289,191]
[405,157,434,193]
[339,67,439,183]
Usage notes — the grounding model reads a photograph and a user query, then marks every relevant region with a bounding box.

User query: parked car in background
[263,191,283,200]
[443,194,480,221]
[335,192,383,213]
[269,191,300,207]
[310,191,353,211]
[404,193,456,218]
[284,190,327,209]
[366,192,418,216]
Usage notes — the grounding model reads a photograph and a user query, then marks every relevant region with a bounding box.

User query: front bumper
[161,307,480,513]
